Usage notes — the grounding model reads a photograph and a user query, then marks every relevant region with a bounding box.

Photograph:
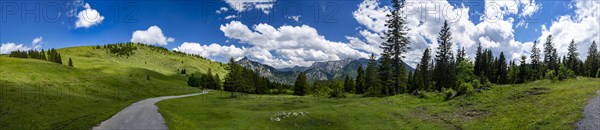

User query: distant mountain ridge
[236,57,414,84]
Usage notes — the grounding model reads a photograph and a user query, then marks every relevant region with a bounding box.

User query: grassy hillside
[157,78,600,129]
[0,45,227,129]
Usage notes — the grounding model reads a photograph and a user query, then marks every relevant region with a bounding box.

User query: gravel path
[93,90,208,130]
[577,90,600,130]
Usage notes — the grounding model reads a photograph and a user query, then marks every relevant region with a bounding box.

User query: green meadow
[0,45,225,129]
[157,78,600,130]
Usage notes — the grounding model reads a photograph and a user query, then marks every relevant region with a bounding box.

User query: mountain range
[236,57,414,84]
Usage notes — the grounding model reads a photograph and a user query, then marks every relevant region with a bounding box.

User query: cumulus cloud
[537,0,599,60]
[0,37,46,54]
[0,43,31,54]
[348,0,551,67]
[173,42,246,60]
[216,7,229,14]
[130,26,174,46]
[224,0,276,14]
[32,37,43,49]
[75,3,104,28]
[217,21,369,68]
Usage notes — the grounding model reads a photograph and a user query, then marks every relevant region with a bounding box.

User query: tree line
[9,48,63,64]
[219,0,600,99]
[209,58,292,97]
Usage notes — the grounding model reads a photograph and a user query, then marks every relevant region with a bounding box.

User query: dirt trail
[93,90,208,130]
[577,90,600,130]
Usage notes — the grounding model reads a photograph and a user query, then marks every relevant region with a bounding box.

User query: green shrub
[444,88,456,100]
[596,69,600,78]
[458,83,474,95]
[545,70,557,81]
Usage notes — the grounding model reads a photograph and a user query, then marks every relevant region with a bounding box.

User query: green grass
[0,45,227,129]
[157,78,600,129]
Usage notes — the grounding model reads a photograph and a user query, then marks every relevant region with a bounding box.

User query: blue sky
[1,0,598,68]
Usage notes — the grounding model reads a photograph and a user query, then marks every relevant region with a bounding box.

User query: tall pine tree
[381,0,410,94]
[530,41,542,80]
[497,52,508,84]
[585,41,599,77]
[416,48,432,91]
[293,72,308,96]
[355,65,366,94]
[433,20,455,91]
[566,39,580,74]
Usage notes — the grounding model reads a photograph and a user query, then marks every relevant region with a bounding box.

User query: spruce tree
[366,54,383,96]
[355,65,366,94]
[456,47,467,63]
[474,43,483,77]
[530,41,542,80]
[544,35,558,72]
[224,58,238,96]
[293,72,308,96]
[344,76,355,93]
[381,0,410,95]
[417,48,432,91]
[433,20,455,91]
[68,58,73,67]
[567,39,579,74]
[379,53,393,95]
[518,56,528,83]
[585,41,598,77]
[497,52,508,84]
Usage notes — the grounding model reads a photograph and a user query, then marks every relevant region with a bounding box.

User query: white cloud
[0,43,31,54]
[75,3,104,28]
[287,15,301,22]
[216,7,229,14]
[224,0,276,14]
[173,42,246,61]
[537,0,599,60]
[219,21,368,68]
[130,26,174,46]
[225,15,239,20]
[349,0,548,67]
[32,37,43,49]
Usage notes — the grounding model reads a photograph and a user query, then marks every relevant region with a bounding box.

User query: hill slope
[0,44,226,129]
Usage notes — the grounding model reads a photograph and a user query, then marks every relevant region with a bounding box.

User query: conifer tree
[379,53,393,95]
[585,41,599,77]
[366,54,383,96]
[497,52,508,84]
[68,58,73,67]
[544,35,558,72]
[344,76,355,93]
[294,72,308,96]
[530,41,542,80]
[416,48,432,91]
[355,65,366,94]
[433,20,455,91]
[518,56,528,83]
[381,0,410,95]
[566,39,580,74]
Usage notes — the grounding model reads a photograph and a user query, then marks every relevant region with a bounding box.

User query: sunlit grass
[158,78,600,129]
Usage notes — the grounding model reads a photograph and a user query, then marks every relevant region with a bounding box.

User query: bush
[545,70,557,81]
[596,69,600,78]
[458,82,475,95]
[444,88,457,100]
